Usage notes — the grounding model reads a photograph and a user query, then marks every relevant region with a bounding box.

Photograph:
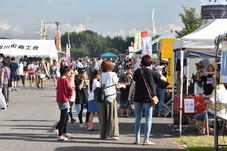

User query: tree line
[61,30,134,58]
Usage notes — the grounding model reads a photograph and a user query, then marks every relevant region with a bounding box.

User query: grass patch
[179,135,227,151]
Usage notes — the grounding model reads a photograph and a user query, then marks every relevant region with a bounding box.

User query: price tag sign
[184,99,195,113]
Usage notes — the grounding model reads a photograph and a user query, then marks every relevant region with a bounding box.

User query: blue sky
[0,0,201,39]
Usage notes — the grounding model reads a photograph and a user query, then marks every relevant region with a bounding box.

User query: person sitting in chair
[193,74,227,134]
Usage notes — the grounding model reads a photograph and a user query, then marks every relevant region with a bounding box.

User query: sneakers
[1,108,6,111]
[53,129,59,134]
[79,123,87,127]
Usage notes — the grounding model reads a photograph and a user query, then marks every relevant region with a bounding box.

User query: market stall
[173,19,227,134]
[0,39,58,59]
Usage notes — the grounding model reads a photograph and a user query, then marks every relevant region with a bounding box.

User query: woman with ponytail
[87,70,101,131]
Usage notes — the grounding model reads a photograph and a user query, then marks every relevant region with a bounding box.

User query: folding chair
[162,98,172,117]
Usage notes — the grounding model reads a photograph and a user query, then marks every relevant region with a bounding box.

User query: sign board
[201,0,227,19]
[184,99,195,113]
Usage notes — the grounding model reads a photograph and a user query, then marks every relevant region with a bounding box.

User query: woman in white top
[100,60,122,140]
[52,61,60,88]
[27,60,36,87]
[87,70,100,131]
[18,60,25,87]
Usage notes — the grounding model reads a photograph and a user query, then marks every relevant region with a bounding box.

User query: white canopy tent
[0,39,58,58]
[174,19,227,52]
[173,19,227,135]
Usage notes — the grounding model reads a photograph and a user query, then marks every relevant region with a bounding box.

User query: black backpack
[94,84,116,103]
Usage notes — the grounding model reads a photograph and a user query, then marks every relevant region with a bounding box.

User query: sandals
[133,140,140,144]
[88,127,98,131]
[63,133,73,139]
[143,141,155,145]
[57,137,68,141]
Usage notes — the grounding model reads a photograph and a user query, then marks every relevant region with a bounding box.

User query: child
[75,68,89,127]
[55,66,74,141]
[87,70,101,131]
[119,76,131,118]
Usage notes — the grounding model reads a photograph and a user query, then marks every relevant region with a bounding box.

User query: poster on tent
[201,0,227,19]
[142,37,152,56]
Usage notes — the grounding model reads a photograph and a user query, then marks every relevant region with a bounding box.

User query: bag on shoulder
[94,84,105,103]
[94,84,116,103]
[151,96,159,105]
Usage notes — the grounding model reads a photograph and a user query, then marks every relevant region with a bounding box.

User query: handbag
[140,69,159,105]
[40,74,46,79]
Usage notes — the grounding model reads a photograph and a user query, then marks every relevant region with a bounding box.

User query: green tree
[152,34,161,40]
[61,30,134,58]
[175,6,208,38]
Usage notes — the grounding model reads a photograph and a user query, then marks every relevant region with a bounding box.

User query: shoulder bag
[140,69,159,105]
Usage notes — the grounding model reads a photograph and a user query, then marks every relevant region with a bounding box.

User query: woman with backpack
[100,60,123,140]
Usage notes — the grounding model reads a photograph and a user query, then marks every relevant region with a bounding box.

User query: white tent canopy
[0,39,58,58]
[174,19,227,52]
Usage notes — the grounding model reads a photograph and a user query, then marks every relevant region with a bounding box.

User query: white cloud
[105,24,182,38]
[0,21,24,37]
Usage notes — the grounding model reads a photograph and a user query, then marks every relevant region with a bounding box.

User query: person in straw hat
[194,61,205,95]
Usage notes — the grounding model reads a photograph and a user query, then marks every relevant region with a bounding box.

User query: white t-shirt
[18,63,24,75]
[75,62,83,68]
[100,72,118,102]
[88,79,100,101]
[27,64,36,70]
[209,84,227,117]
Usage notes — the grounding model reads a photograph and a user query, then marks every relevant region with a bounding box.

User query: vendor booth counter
[173,94,207,133]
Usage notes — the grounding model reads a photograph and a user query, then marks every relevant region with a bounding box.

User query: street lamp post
[55,21,59,30]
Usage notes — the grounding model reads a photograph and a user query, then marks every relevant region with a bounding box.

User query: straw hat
[195,61,205,69]
[208,60,218,69]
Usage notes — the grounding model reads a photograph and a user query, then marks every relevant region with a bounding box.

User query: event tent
[100,52,118,59]
[0,40,58,58]
[174,19,227,58]
[173,19,227,135]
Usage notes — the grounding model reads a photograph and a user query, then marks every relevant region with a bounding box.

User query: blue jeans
[134,102,153,141]
[155,86,166,112]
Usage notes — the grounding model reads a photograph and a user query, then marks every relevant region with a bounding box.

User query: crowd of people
[0,54,50,110]
[54,55,169,145]
[0,54,170,145]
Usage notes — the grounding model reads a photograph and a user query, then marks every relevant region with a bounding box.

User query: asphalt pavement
[0,79,186,151]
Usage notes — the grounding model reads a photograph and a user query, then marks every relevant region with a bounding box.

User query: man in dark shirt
[9,57,19,91]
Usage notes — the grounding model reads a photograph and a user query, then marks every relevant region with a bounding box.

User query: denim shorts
[57,101,70,110]
[119,101,130,109]
[193,111,214,121]
[88,100,100,113]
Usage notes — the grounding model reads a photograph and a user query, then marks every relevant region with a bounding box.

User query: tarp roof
[100,52,118,58]
[174,19,227,51]
[0,39,58,58]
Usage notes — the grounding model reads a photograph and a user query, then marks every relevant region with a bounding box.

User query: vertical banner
[201,0,227,19]
[66,33,71,65]
[152,9,156,36]
[40,20,47,40]
[55,30,62,52]
[134,31,140,51]
[142,37,152,56]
